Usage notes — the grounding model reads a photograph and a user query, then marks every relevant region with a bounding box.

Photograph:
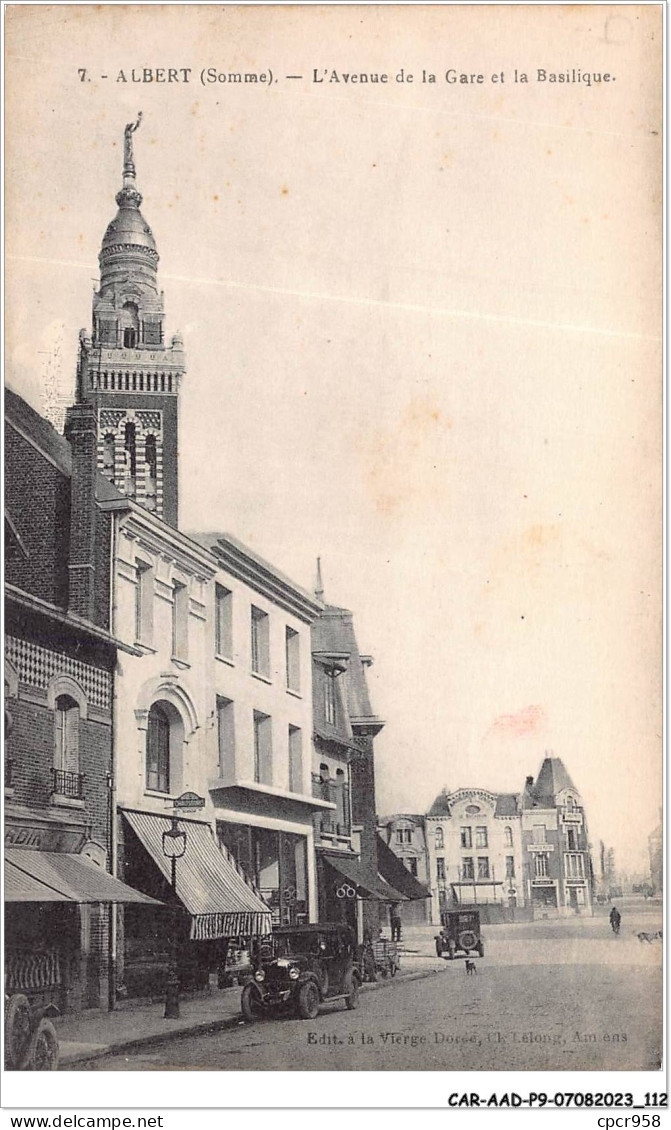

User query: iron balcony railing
[311,774,350,838]
[51,768,84,800]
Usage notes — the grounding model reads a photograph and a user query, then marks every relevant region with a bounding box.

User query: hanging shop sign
[335,883,357,899]
[172,791,205,810]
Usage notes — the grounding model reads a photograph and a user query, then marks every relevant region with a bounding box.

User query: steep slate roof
[427,789,453,817]
[5,386,125,505]
[313,605,376,722]
[494,794,520,817]
[375,834,431,901]
[524,757,577,808]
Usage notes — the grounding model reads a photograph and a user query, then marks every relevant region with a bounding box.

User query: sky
[5,5,662,874]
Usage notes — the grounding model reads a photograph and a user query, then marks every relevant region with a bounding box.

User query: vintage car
[435,909,484,960]
[241,923,362,1021]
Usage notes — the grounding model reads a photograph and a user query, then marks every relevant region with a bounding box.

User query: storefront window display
[218,823,308,926]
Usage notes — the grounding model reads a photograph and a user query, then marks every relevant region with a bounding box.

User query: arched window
[144,434,158,512]
[54,694,82,798]
[103,433,116,476]
[565,795,575,811]
[504,825,514,847]
[121,302,139,348]
[124,422,137,498]
[335,767,347,831]
[146,703,171,793]
[435,826,444,849]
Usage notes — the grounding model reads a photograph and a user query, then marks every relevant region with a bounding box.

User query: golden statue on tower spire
[123,111,143,180]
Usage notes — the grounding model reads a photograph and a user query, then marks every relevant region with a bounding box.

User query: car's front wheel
[345,974,360,1011]
[241,983,264,1023]
[297,980,320,1020]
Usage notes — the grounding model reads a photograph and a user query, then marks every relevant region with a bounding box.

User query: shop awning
[122,810,272,940]
[4,850,162,905]
[376,834,432,901]
[325,852,407,902]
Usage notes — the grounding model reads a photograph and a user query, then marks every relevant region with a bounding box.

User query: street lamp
[162,816,187,1019]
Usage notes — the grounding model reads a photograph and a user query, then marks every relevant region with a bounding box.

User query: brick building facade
[4,390,153,1013]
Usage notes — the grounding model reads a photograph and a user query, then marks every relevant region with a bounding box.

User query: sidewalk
[55,961,441,1067]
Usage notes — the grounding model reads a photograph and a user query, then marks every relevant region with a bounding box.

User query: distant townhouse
[521,756,594,917]
[425,788,524,924]
[377,815,431,924]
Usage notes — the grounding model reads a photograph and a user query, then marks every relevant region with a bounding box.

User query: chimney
[64,403,98,621]
[525,776,534,788]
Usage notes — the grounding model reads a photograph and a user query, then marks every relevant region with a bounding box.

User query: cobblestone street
[82,906,662,1072]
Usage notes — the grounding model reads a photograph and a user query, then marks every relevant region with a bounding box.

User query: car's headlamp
[288,967,300,980]
[254,969,265,982]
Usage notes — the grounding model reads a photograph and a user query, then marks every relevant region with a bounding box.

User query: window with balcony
[462,857,474,880]
[251,606,270,678]
[505,855,515,879]
[53,695,83,799]
[535,852,549,878]
[285,627,300,693]
[217,696,235,777]
[436,857,446,881]
[475,826,488,849]
[253,710,272,785]
[288,725,302,793]
[460,826,472,849]
[324,672,336,725]
[215,584,233,659]
[477,856,490,880]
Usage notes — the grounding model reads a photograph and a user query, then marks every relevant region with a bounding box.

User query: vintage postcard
[3,0,663,1104]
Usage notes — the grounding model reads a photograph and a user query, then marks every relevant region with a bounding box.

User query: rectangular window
[405,829,413,844]
[324,673,337,725]
[288,725,302,793]
[436,857,446,881]
[566,827,579,851]
[460,826,472,849]
[285,627,300,693]
[533,824,547,845]
[407,858,418,877]
[217,696,235,776]
[172,580,188,660]
[135,562,153,645]
[396,830,404,845]
[475,826,488,849]
[505,855,515,879]
[215,584,233,658]
[253,710,272,785]
[477,856,490,880]
[535,853,549,878]
[251,606,270,678]
[565,853,585,879]
[462,857,474,880]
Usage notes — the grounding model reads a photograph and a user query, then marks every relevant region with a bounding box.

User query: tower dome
[98,112,159,294]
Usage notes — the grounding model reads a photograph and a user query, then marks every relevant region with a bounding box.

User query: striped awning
[122,810,272,940]
[5,850,162,905]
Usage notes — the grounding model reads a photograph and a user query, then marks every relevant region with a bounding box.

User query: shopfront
[217,821,309,928]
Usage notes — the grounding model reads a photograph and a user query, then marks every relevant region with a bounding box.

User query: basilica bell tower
[76,113,184,526]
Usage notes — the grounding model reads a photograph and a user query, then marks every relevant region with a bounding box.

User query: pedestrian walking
[389,901,402,943]
[609,905,621,935]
